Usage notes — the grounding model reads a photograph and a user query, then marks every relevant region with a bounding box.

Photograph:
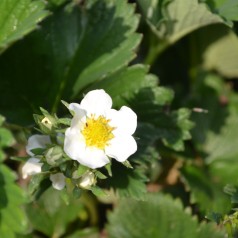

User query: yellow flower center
[81,115,115,149]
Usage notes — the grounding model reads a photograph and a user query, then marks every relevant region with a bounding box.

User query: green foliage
[25,187,90,237]
[0,164,27,238]
[199,26,238,78]
[0,116,27,238]
[0,116,15,161]
[0,0,49,54]
[107,193,225,238]
[138,0,224,58]
[191,73,238,186]
[1,0,238,237]
[0,0,141,125]
[205,0,238,23]
[181,164,231,214]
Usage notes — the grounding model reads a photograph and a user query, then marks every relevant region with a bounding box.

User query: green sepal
[105,163,112,177]
[95,171,107,179]
[73,186,82,199]
[72,165,89,179]
[45,145,63,165]
[10,156,29,162]
[58,118,71,126]
[41,163,51,172]
[30,148,46,155]
[122,160,133,169]
[90,186,107,197]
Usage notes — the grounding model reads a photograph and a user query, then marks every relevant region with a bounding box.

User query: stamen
[81,115,115,149]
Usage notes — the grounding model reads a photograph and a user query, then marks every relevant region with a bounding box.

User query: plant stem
[144,37,169,66]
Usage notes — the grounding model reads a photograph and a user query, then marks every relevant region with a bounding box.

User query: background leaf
[0,164,27,238]
[25,187,88,237]
[205,0,238,22]
[107,193,225,238]
[138,0,224,52]
[0,0,49,53]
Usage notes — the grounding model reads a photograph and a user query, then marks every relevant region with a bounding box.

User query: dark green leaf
[0,0,141,124]
[106,162,147,200]
[0,164,27,237]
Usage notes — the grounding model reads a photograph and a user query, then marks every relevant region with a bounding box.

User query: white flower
[64,89,137,169]
[22,135,50,179]
[79,172,95,189]
[22,158,43,179]
[50,173,66,190]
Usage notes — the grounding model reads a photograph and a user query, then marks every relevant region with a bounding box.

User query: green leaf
[224,184,238,203]
[72,186,82,199]
[73,165,88,179]
[138,0,224,49]
[65,228,99,238]
[25,186,86,237]
[106,162,147,200]
[0,115,4,126]
[90,186,107,197]
[191,73,238,186]
[95,171,107,180]
[0,0,141,124]
[133,93,193,151]
[181,164,231,214]
[0,0,49,53]
[107,193,225,238]
[0,117,15,161]
[202,26,238,78]
[0,164,27,237]
[0,128,15,148]
[205,0,238,22]
[89,65,152,107]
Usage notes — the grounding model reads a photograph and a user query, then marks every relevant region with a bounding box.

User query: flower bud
[45,146,63,165]
[79,171,95,189]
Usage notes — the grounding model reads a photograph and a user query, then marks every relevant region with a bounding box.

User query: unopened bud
[41,117,53,130]
[45,146,63,165]
[79,171,95,189]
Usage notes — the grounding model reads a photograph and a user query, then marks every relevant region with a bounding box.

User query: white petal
[107,106,137,135]
[69,103,87,128]
[26,135,51,156]
[64,128,86,161]
[76,147,110,169]
[105,134,137,162]
[50,173,65,190]
[80,89,112,116]
[79,171,95,189]
[22,158,42,179]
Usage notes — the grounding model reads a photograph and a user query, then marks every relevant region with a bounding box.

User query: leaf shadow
[0,169,8,211]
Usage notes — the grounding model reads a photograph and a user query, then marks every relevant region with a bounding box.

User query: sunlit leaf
[107,193,225,238]
[138,0,224,51]
[0,0,49,53]
[205,0,238,22]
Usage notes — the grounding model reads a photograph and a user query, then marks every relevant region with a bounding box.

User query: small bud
[45,146,63,165]
[50,173,66,190]
[79,171,95,189]
[41,117,53,130]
